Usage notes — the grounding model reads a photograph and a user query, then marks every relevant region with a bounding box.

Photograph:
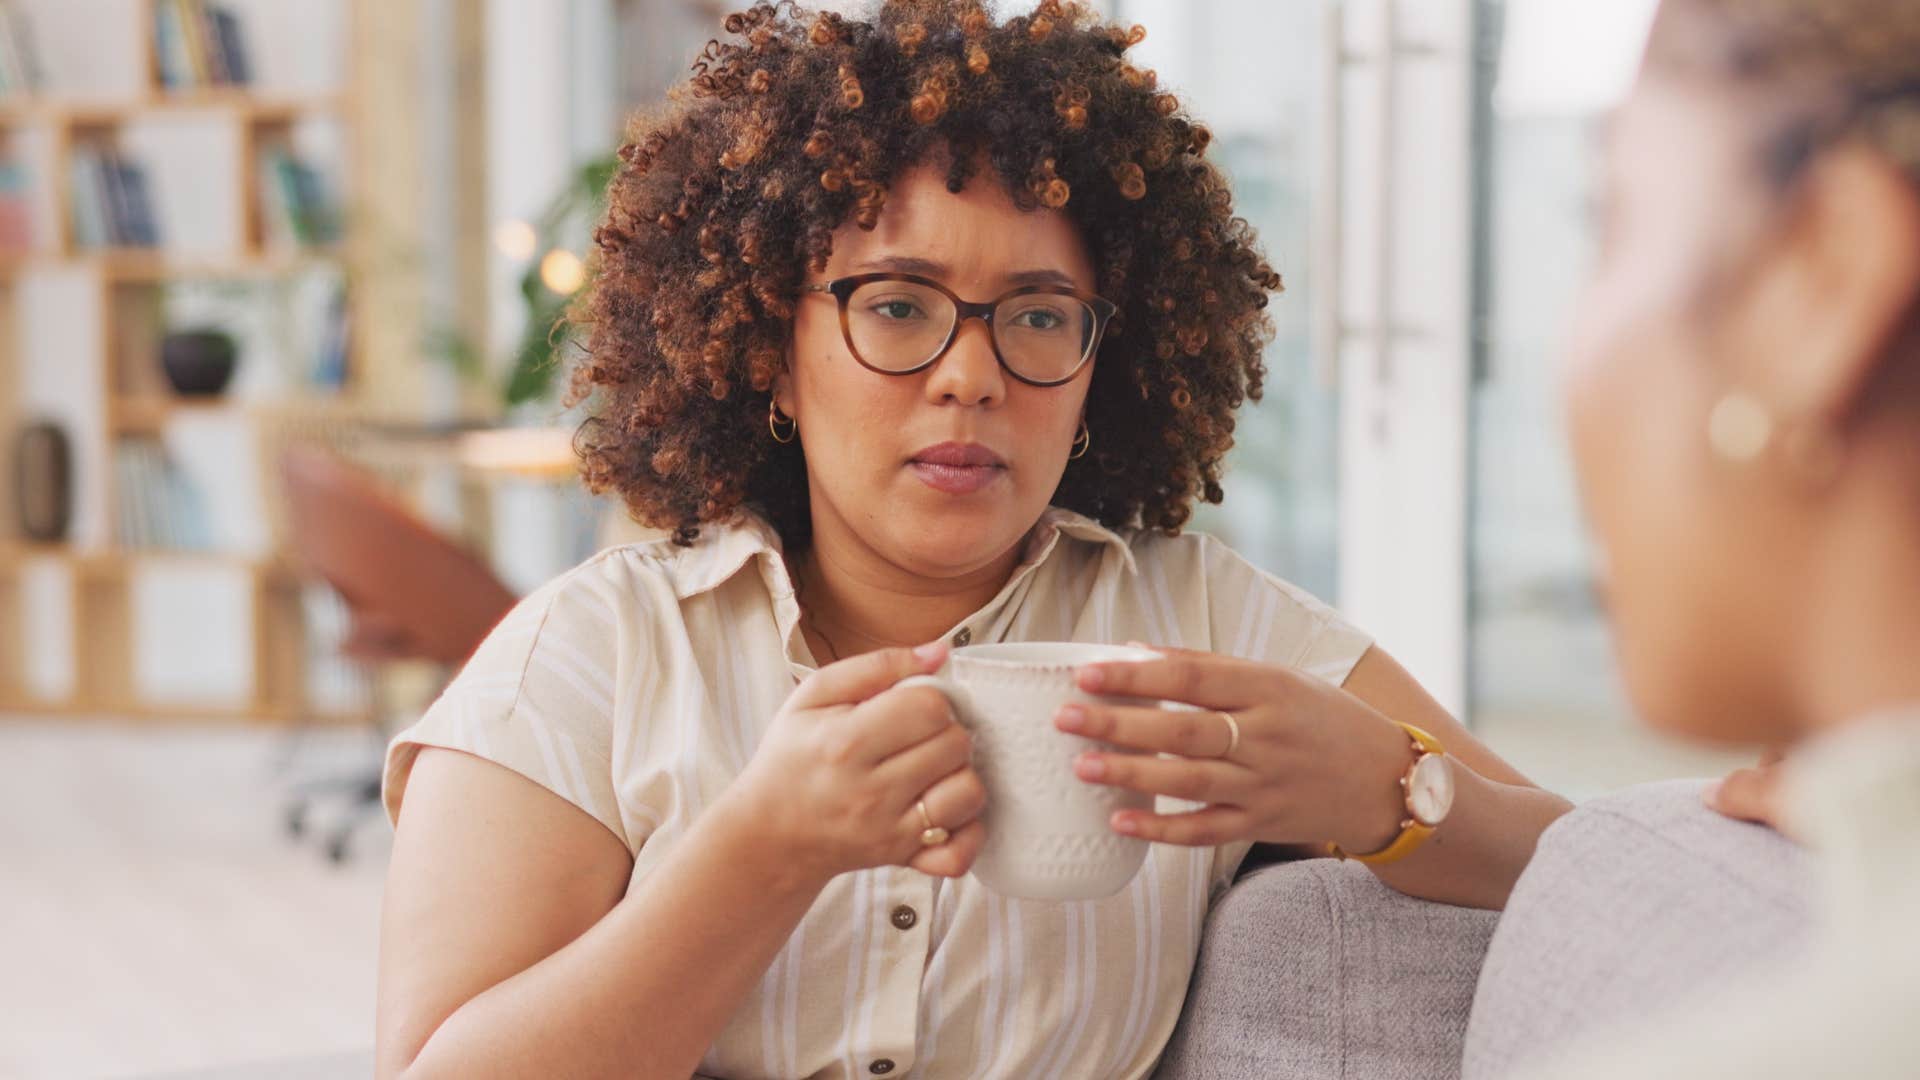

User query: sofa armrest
[1461,779,1812,1080]
[1157,858,1498,1080]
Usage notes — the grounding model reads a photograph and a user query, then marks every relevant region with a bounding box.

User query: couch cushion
[1461,779,1811,1079]
[1158,858,1498,1080]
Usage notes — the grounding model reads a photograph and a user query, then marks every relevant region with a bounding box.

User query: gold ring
[1216,711,1241,759]
[917,799,949,847]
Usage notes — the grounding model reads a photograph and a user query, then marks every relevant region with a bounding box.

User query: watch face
[1407,755,1455,827]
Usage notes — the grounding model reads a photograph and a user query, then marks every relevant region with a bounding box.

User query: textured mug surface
[900,642,1162,901]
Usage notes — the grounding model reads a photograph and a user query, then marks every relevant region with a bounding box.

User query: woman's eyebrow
[849,254,1081,289]
[848,254,951,276]
[1005,267,1080,288]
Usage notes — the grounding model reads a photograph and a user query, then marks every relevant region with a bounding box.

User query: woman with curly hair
[375,3,1569,1077]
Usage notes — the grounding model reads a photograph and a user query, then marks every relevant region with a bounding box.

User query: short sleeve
[1198,533,1374,687]
[382,563,630,848]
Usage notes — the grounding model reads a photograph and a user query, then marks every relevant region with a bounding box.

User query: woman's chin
[885,496,1034,571]
[1620,649,1802,750]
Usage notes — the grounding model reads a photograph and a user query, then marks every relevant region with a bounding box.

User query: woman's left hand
[1706,750,1790,836]
[1058,646,1420,853]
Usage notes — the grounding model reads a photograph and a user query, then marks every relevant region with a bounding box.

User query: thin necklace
[792,554,910,663]
[803,608,844,663]
[804,606,911,662]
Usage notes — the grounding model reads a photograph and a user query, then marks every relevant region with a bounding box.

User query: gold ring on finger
[917,798,949,847]
[1215,711,1241,759]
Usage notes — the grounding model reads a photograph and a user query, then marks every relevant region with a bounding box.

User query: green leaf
[421,324,486,382]
[496,150,620,407]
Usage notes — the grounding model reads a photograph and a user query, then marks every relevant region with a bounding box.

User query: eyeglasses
[802,273,1118,387]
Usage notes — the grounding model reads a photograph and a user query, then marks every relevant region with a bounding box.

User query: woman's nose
[923,316,1006,407]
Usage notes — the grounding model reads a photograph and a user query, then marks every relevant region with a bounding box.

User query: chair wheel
[285,803,307,839]
[326,834,352,864]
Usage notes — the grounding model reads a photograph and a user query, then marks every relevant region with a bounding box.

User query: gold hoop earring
[1070,419,1090,460]
[769,401,798,444]
[1707,392,1773,464]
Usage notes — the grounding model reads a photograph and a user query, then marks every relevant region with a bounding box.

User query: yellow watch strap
[1325,722,1446,867]
[1329,821,1434,866]
[1398,721,1445,756]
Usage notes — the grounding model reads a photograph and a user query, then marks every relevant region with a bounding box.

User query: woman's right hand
[728,641,988,884]
[1706,750,1791,837]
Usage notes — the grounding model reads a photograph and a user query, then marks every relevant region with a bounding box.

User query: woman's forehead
[831,163,1096,287]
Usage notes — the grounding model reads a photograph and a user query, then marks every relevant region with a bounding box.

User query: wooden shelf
[110,394,234,433]
[0,94,346,127]
[108,392,351,435]
[0,540,76,563]
[111,549,289,574]
[0,696,273,721]
[0,544,123,576]
[0,694,370,726]
[98,248,344,279]
[0,249,343,280]
[0,3,401,729]
[0,542,287,574]
[143,90,347,116]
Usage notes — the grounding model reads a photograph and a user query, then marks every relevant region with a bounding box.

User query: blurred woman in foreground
[1552,0,1920,1075]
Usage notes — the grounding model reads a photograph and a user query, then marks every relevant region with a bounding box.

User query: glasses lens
[845,279,959,372]
[994,293,1097,383]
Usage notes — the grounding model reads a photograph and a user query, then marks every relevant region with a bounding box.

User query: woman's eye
[868,299,924,320]
[1011,308,1065,331]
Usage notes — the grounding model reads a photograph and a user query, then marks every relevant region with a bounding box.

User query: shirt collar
[650,505,1138,602]
[1020,506,1139,577]
[1782,705,1920,928]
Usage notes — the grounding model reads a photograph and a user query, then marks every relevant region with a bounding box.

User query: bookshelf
[0,0,381,724]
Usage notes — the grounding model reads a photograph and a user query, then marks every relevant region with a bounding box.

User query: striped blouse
[382,506,1372,1079]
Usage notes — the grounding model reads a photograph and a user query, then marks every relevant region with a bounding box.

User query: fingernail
[1702,780,1723,806]
[914,641,947,665]
[1112,813,1140,834]
[1056,705,1087,732]
[1075,755,1106,781]
[1077,665,1105,691]
[1126,640,1150,649]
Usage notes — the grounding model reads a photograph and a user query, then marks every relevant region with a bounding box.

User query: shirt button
[870,1059,896,1075]
[952,627,972,646]
[890,905,918,931]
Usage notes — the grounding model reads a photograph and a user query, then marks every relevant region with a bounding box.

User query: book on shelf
[210,8,251,85]
[0,158,30,251]
[70,145,160,249]
[154,0,252,91]
[311,279,351,390]
[70,149,107,248]
[258,146,341,250]
[0,3,43,98]
[113,438,212,552]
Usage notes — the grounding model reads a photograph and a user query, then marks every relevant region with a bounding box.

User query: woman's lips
[909,460,1006,494]
[909,442,1007,494]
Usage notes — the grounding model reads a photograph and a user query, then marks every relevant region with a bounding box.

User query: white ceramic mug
[899,642,1165,901]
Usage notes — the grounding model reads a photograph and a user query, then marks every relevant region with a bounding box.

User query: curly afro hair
[569,0,1284,548]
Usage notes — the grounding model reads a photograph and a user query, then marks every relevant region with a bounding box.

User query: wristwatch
[1326,722,1454,866]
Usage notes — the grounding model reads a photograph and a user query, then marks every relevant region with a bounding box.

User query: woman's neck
[793,515,1024,658]
[1794,463,1920,733]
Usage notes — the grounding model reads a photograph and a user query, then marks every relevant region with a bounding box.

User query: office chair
[277,445,517,862]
